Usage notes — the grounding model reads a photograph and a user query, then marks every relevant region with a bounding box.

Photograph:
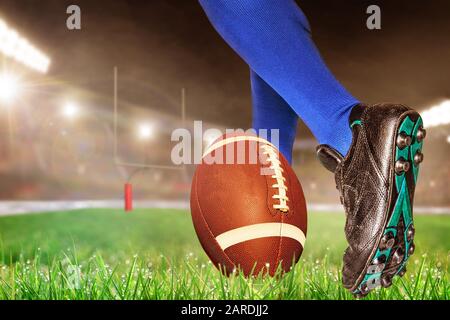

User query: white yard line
[0,201,447,217]
[0,200,189,216]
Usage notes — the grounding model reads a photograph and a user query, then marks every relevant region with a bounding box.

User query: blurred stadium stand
[0,1,448,213]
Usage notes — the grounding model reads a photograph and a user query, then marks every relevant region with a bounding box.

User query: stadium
[0,1,448,300]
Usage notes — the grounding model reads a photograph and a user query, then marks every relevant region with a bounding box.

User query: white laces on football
[261,144,289,213]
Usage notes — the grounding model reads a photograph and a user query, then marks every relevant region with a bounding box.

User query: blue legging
[199,0,360,163]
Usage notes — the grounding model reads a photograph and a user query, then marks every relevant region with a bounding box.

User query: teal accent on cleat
[350,119,362,128]
[353,114,424,295]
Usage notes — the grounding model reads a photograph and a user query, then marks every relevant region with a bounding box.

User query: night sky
[0,0,449,133]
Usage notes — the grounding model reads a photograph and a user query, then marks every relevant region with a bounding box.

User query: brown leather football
[190,133,307,276]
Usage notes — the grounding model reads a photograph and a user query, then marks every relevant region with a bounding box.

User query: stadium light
[137,123,153,140]
[62,102,80,119]
[421,100,450,128]
[0,18,51,73]
[0,73,20,104]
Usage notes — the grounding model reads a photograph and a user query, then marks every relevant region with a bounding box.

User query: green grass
[0,209,448,300]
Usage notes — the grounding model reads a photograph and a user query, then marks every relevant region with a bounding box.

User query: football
[190,133,307,276]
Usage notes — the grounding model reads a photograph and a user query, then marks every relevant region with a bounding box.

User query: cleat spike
[407,225,415,242]
[359,283,370,295]
[416,127,426,142]
[380,232,395,250]
[368,264,384,274]
[381,274,393,288]
[395,159,410,174]
[396,133,412,149]
[408,243,415,255]
[398,267,407,277]
[392,247,405,265]
[414,152,424,165]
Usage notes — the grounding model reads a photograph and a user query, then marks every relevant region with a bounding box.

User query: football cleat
[316,103,425,298]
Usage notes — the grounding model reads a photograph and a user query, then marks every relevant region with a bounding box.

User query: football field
[0,209,448,300]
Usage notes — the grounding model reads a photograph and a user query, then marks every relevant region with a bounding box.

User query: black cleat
[316,103,425,296]
[380,274,393,288]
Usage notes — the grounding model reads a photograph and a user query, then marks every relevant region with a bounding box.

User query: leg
[251,69,298,164]
[199,0,426,297]
[198,0,359,156]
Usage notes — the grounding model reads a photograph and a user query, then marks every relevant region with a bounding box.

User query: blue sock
[251,70,298,163]
[199,0,360,157]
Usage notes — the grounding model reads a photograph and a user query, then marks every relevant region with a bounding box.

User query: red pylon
[124,183,133,212]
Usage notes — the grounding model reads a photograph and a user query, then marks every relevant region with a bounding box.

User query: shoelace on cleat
[261,144,289,213]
